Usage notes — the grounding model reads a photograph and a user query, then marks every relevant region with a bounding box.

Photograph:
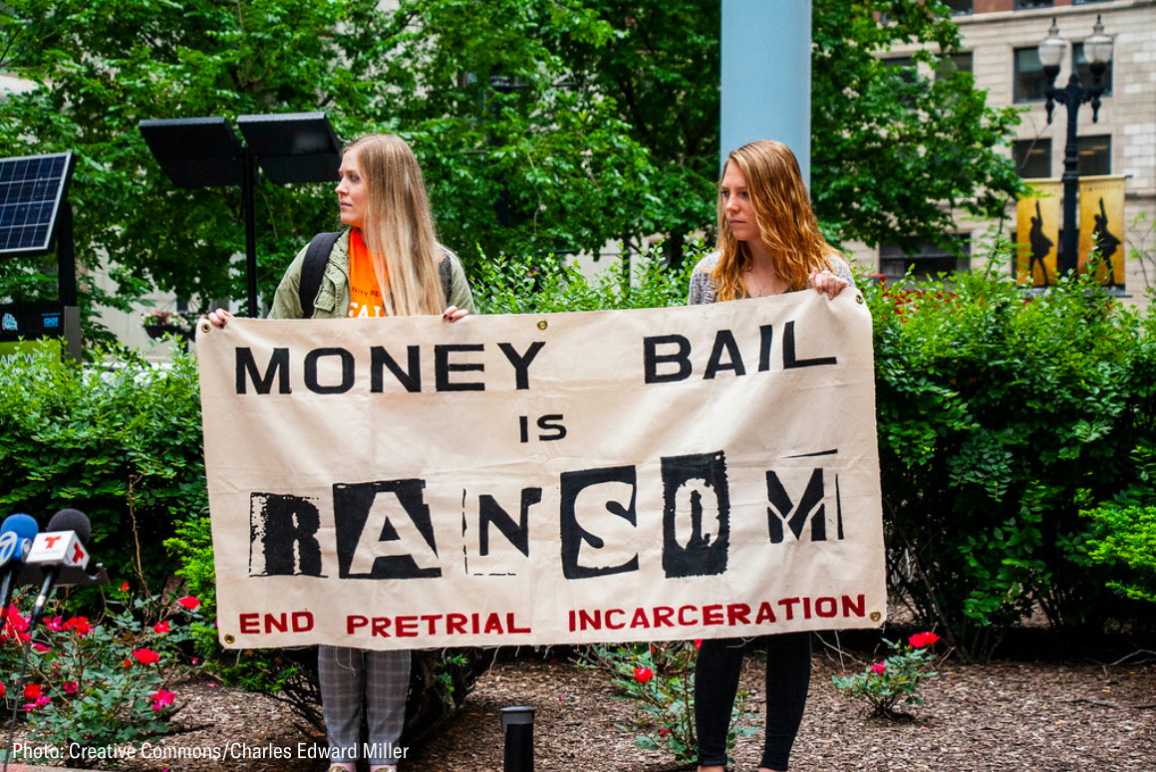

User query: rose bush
[0,586,201,765]
[831,631,942,717]
[581,641,754,763]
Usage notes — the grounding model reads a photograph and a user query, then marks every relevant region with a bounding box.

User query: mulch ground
[9,642,1156,772]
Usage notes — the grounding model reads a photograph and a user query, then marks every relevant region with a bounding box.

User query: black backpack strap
[299,231,344,318]
[438,248,454,305]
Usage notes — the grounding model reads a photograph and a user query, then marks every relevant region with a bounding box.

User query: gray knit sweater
[688,251,855,305]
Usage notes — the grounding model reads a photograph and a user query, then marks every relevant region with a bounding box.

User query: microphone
[0,514,38,622]
[26,509,91,628]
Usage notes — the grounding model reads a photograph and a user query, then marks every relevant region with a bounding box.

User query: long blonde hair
[713,139,839,301]
[345,134,444,317]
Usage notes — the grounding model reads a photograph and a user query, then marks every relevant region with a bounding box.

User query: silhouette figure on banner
[1091,197,1122,286]
[1028,200,1053,286]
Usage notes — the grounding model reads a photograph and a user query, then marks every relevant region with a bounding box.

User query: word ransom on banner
[197,290,886,650]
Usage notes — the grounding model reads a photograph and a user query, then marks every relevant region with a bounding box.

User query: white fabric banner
[198,290,886,650]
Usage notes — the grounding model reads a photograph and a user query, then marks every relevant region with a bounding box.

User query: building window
[1077,135,1111,176]
[1014,139,1052,178]
[942,0,973,14]
[882,56,919,104]
[1013,48,1049,103]
[1073,0,1111,5]
[880,237,972,283]
[882,56,918,83]
[1015,0,1054,10]
[936,52,973,81]
[1073,42,1113,95]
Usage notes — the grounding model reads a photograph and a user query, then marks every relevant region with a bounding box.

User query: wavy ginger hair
[713,139,839,301]
[345,134,445,317]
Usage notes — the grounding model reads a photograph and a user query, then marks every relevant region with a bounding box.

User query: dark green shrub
[0,343,206,596]
[869,254,1156,659]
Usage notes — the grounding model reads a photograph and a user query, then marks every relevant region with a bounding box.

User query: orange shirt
[347,229,389,318]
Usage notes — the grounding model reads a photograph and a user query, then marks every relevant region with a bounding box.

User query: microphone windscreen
[46,509,91,545]
[0,514,39,543]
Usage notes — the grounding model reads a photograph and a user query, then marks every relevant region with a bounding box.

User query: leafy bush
[1082,441,1156,603]
[870,251,1156,659]
[0,344,207,597]
[1083,505,1156,603]
[581,641,753,763]
[472,242,700,315]
[831,632,942,717]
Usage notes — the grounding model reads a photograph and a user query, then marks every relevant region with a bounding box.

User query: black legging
[695,632,811,771]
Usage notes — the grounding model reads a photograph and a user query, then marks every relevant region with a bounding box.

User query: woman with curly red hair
[690,139,853,772]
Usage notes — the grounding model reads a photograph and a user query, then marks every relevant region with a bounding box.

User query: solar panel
[0,152,75,258]
[138,118,243,188]
[237,112,341,184]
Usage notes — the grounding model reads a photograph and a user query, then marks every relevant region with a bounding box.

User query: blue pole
[720,0,812,186]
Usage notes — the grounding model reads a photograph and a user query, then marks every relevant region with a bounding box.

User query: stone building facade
[850,0,1156,303]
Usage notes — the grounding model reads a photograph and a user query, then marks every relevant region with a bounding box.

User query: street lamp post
[1039,14,1114,278]
[489,73,525,229]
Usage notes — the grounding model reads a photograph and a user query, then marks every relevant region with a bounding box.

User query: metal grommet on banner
[198,318,212,334]
[869,611,882,622]
[537,319,548,331]
[855,293,864,305]
[224,634,235,644]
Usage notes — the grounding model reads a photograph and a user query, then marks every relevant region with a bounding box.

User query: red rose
[152,621,170,634]
[176,596,200,611]
[634,667,654,683]
[149,689,176,711]
[909,631,941,649]
[23,684,40,700]
[120,582,130,592]
[132,648,160,665]
[64,617,91,636]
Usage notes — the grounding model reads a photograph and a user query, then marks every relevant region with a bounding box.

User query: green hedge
[869,259,1156,658]
[0,343,206,596]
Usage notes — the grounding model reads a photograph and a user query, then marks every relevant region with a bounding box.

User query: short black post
[500,706,535,772]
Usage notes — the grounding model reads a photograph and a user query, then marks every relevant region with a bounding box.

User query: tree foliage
[0,0,652,338]
[0,0,378,338]
[0,0,1021,340]
[811,0,1023,255]
[371,0,655,266]
[564,0,1023,262]
[558,0,721,264]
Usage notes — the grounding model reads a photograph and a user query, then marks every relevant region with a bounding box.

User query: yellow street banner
[1016,180,1061,287]
[1079,175,1126,287]
[196,292,886,650]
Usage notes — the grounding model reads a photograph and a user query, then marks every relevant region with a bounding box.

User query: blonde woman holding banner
[210,133,475,772]
[688,139,852,772]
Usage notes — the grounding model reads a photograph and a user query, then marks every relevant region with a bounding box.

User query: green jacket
[268,229,478,320]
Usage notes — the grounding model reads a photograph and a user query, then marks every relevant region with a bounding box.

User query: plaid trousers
[318,645,411,765]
